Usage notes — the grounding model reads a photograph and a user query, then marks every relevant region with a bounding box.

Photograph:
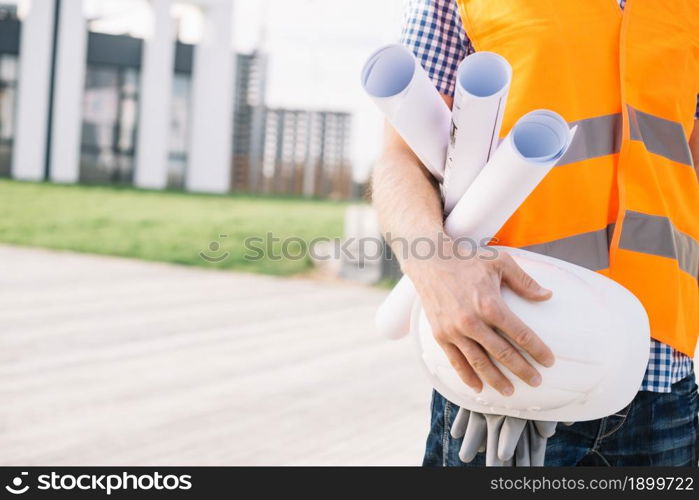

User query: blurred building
[0,0,353,199]
[232,52,353,199]
[0,4,18,178]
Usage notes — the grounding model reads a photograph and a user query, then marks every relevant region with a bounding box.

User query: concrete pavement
[0,245,430,465]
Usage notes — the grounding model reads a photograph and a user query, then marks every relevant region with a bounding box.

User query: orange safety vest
[455,0,699,356]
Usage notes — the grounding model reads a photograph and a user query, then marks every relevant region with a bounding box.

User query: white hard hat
[411,246,650,422]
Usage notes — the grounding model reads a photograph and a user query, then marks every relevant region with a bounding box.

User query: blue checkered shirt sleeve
[400,0,472,97]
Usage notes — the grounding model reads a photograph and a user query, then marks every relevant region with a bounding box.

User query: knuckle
[433,328,450,344]
[493,252,513,268]
[497,252,514,264]
[514,327,533,346]
[459,313,480,333]
[459,341,477,359]
[476,295,502,321]
[519,271,535,288]
[469,354,491,371]
[493,345,516,365]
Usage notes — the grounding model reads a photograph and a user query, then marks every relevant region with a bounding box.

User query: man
[372,0,699,466]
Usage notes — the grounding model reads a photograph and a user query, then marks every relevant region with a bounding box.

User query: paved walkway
[0,245,430,465]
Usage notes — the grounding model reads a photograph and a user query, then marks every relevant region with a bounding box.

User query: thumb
[500,255,552,301]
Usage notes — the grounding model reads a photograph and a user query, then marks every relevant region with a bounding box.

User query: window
[79,65,140,184]
[166,72,191,189]
[0,53,18,177]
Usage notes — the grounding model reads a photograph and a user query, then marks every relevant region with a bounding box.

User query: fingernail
[502,386,514,396]
[543,356,555,368]
[529,374,542,386]
[537,287,552,297]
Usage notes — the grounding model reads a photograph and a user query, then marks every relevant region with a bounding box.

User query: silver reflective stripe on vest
[619,210,699,278]
[627,105,694,166]
[557,113,622,166]
[522,225,614,271]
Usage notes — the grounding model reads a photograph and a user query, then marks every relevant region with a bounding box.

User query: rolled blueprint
[376,110,577,339]
[361,44,451,181]
[445,110,574,237]
[442,52,512,214]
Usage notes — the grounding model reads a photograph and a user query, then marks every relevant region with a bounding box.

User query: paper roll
[445,110,575,238]
[442,52,512,214]
[361,44,451,181]
[375,110,577,340]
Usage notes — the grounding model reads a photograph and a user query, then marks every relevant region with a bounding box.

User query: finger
[441,343,483,392]
[529,422,549,466]
[492,300,555,368]
[498,253,552,301]
[459,412,487,463]
[471,297,545,386]
[485,414,506,466]
[456,337,514,396]
[515,425,531,466]
[450,408,470,439]
[533,420,558,439]
[498,417,527,461]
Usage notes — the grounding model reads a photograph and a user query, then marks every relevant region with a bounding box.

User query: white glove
[450,408,561,466]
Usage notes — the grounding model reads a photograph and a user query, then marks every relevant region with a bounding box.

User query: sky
[250,0,405,180]
[9,0,407,181]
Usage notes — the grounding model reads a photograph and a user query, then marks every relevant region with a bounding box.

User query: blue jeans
[423,373,699,466]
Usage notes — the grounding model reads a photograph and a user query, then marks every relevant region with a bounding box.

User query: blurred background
[0,0,403,193]
[0,0,428,465]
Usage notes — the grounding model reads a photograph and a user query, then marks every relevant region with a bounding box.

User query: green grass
[0,179,348,276]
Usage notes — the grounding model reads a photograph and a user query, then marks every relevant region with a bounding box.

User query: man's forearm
[371,122,447,270]
[372,94,456,270]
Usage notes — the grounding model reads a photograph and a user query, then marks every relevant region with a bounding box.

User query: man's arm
[691,119,698,180]
[371,95,555,396]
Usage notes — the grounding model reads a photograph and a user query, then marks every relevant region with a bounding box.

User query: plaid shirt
[401,0,695,393]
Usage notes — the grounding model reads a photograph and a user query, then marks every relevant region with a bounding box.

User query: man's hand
[405,241,555,396]
[372,94,554,396]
